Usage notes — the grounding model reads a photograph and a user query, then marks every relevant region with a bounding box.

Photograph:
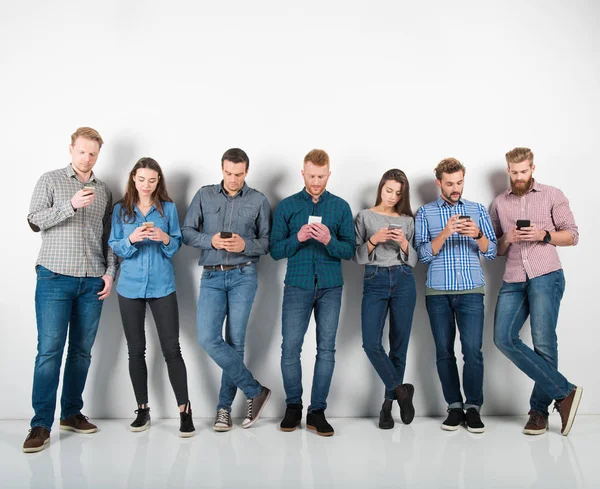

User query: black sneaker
[242,386,271,429]
[130,407,151,432]
[280,404,303,432]
[179,401,195,438]
[465,408,485,433]
[395,384,415,425]
[442,408,464,431]
[379,400,394,430]
[306,410,334,437]
[214,408,232,432]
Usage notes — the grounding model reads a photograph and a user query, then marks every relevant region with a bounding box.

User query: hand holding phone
[220,231,232,239]
[516,219,530,230]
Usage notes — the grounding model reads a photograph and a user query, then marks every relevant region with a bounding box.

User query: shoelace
[246,399,254,419]
[28,426,46,440]
[216,409,230,424]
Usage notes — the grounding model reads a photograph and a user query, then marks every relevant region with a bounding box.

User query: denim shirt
[181,182,271,266]
[109,202,182,299]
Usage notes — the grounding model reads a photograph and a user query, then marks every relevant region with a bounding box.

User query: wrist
[368,237,377,246]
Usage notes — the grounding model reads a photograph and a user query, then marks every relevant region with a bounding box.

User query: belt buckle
[218,264,225,271]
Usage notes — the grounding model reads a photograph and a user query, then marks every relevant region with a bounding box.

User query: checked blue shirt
[415,197,497,291]
[270,189,355,290]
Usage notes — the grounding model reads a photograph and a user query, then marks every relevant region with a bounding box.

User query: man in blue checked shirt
[270,149,355,437]
[415,158,497,434]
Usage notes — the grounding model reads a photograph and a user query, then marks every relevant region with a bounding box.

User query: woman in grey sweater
[354,169,417,429]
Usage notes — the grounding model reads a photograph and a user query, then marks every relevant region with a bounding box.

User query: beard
[441,189,462,203]
[511,175,533,196]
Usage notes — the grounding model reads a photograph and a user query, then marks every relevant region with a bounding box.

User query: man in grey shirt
[182,148,271,431]
[23,127,117,453]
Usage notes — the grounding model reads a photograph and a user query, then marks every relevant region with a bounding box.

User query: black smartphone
[516,219,530,230]
[457,215,471,221]
[220,231,232,238]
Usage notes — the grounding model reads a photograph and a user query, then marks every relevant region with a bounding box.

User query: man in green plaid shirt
[271,149,355,436]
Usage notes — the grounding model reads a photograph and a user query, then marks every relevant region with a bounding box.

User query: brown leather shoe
[554,386,583,436]
[60,414,98,434]
[23,426,50,453]
[523,410,548,435]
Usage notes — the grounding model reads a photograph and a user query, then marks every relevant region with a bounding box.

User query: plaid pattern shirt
[270,189,355,290]
[489,180,579,283]
[415,197,497,291]
[27,164,118,278]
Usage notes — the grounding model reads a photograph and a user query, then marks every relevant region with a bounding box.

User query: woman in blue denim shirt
[109,157,194,437]
[354,169,418,429]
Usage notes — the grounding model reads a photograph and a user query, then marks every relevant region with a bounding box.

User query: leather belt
[203,261,252,272]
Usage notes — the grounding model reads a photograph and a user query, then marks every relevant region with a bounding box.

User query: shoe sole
[523,427,547,435]
[306,424,334,437]
[441,424,460,431]
[398,384,415,425]
[130,421,150,432]
[466,426,486,434]
[562,386,583,436]
[213,425,232,432]
[241,389,271,429]
[179,430,195,438]
[23,438,50,453]
[59,425,97,434]
[280,422,301,432]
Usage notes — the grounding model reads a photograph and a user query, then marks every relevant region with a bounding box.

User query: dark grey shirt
[354,209,418,267]
[182,182,271,266]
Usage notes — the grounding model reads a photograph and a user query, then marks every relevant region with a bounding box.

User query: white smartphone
[388,223,402,231]
[308,215,322,224]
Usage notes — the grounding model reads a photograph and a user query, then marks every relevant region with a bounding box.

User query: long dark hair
[118,157,172,223]
[374,169,413,217]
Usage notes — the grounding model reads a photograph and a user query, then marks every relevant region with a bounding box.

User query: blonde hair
[70,127,104,148]
[304,149,330,167]
[505,147,533,166]
[434,158,465,180]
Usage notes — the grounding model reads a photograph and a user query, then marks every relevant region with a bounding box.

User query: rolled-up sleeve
[415,206,434,263]
[552,189,579,245]
[478,204,497,261]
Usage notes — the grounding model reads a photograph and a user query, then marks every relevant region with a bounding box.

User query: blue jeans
[361,265,416,400]
[425,293,485,410]
[31,266,105,431]
[281,284,343,412]
[494,270,574,416]
[196,264,261,411]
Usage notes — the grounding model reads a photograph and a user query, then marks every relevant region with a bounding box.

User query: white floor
[2,415,599,489]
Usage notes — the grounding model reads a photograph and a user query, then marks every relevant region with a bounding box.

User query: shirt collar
[301,188,330,203]
[217,181,249,198]
[65,164,97,183]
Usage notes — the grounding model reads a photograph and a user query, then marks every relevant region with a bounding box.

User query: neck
[138,197,154,207]
[72,166,92,184]
[374,203,398,215]
[441,195,458,206]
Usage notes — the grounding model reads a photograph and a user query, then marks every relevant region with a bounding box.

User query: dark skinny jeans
[118,292,189,406]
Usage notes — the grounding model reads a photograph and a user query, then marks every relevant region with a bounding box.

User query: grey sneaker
[241,386,271,429]
[214,408,232,432]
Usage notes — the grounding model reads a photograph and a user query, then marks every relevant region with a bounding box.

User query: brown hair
[506,147,534,166]
[304,149,330,167]
[375,169,413,217]
[70,127,104,148]
[117,157,172,223]
[434,158,466,180]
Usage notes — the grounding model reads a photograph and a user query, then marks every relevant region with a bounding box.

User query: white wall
[1,0,598,420]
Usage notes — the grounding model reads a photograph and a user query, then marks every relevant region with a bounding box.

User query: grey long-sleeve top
[353,209,418,267]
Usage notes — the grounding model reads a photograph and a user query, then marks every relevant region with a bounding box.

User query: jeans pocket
[364,266,378,281]
[239,264,257,275]
[400,265,414,276]
[201,270,214,279]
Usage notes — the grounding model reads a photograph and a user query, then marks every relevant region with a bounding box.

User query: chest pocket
[202,204,220,232]
[238,205,258,221]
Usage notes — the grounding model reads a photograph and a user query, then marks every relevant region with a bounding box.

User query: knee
[493,329,513,353]
[281,340,302,361]
[198,330,222,353]
[163,344,183,363]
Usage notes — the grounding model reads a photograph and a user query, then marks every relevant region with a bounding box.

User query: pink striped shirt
[489,181,579,283]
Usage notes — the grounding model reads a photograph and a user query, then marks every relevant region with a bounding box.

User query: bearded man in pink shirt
[490,147,582,437]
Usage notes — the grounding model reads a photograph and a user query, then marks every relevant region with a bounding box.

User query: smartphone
[83,185,95,194]
[388,223,403,231]
[457,215,471,221]
[308,215,322,225]
[142,222,155,228]
[220,231,232,239]
[516,219,530,230]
